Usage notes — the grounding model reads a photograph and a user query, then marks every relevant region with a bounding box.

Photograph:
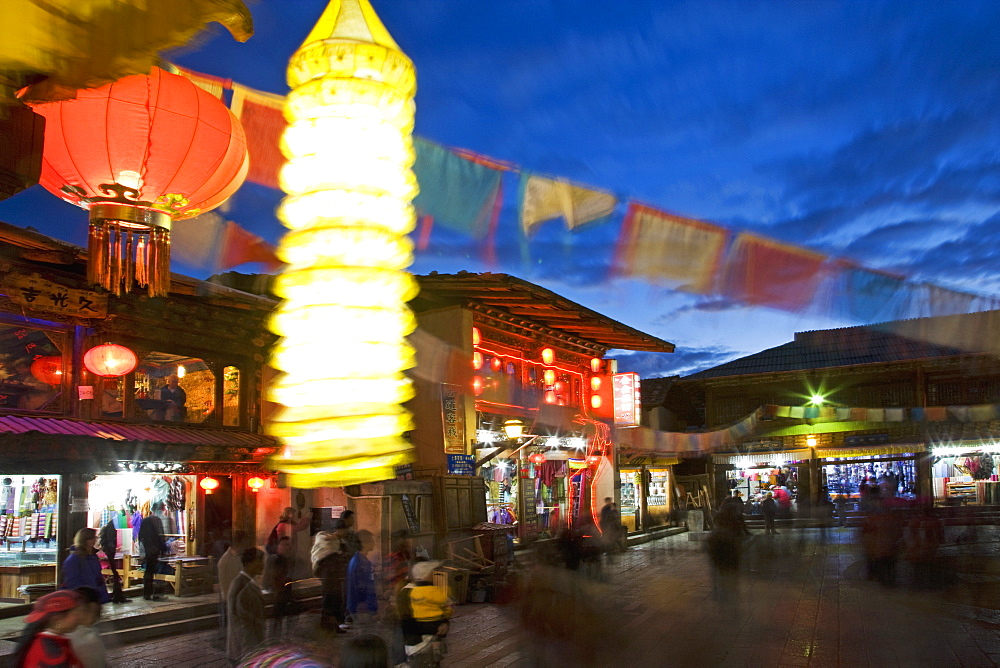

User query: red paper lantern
[30,356,63,386]
[247,476,265,492]
[472,352,483,370]
[473,376,484,396]
[30,67,249,297]
[541,348,555,365]
[471,327,481,346]
[590,358,602,373]
[200,476,220,494]
[528,453,546,465]
[83,343,137,377]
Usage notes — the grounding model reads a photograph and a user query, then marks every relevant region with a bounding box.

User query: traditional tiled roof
[687,310,1000,381]
[640,376,681,406]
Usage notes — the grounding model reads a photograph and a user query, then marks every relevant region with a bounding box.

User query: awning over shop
[619,453,680,468]
[0,415,277,473]
[713,449,811,466]
[815,444,925,458]
[0,415,272,447]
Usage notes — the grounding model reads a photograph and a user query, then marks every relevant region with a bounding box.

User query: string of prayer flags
[613,203,728,293]
[518,174,617,236]
[413,138,503,236]
[721,234,827,311]
[171,213,280,272]
[231,84,286,189]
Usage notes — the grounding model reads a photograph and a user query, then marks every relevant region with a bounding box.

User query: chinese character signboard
[2,273,107,318]
[441,383,466,454]
[447,454,475,476]
[613,372,641,427]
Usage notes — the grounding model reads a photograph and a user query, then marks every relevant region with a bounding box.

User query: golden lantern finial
[266,0,418,487]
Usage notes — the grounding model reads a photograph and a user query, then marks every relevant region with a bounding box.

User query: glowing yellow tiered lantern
[267,0,418,487]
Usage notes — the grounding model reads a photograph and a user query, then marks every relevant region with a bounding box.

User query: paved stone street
[109,528,1000,667]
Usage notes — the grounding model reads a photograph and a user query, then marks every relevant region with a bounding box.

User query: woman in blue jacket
[62,527,111,604]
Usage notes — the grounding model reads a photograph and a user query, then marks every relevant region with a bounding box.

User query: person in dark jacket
[137,502,168,600]
[312,520,350,632]
[263,536,294,639]
[761,492,778,535]
[61,528,110,604]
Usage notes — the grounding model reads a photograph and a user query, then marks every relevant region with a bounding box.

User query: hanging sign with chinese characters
[2,272,107,318]
[441,383,467,454]
[613,372,641,427]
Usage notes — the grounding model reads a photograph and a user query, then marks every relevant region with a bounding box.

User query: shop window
[222,366,240,426]
[0,475,60,566]
[135,352,215,424]
[0,323,66,413]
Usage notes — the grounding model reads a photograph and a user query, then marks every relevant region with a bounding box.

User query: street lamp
[503,419,525,440]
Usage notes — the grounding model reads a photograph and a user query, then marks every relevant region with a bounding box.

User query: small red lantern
[528,453,546,465]
[200,477,220,494]
[541,348,555,365]
[543,369,556,386]
[247,477,265,493]
[30,67,249,297]
[472,327,481,346]
[544,390,557,404]
[30,356,63,386]
[590,358,602,373]
[473,376,484,396]
[587,455,602,466]
[472,352,483,370]
[590,377,602,391]
[591,395,602,410]
[83,343,137,377]
[491,356,502,372]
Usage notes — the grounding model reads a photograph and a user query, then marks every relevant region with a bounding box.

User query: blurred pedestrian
[217,531,247,641]
[263,536,294,639]
[761,492,778,535]
[346,530,378,627]
[138,502,168,601]
[61,528,110,604]
[815,489,835,543]
[312,521,350,632]
[12,590,84,668]
[67,587,105,668]
[599,498,621,560]
[518,545,604,666]
[861,503,902,587]
[384,530,414,667]
[556,527,582,571]
[707,506,744,607]
[835,494,849,527]
[265,507,309,578]
[341,634,390,668]
[341,509,362,556]
[227,548,266,664]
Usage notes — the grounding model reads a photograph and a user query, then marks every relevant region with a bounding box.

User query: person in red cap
[13,589,84,667]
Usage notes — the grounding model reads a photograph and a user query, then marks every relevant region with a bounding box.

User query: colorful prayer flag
[231,84,287,189]
[518,174,616,235]
[413,139,503,236]
[721,234,827,311]
[174,65,231,99]
[613,203,728,293]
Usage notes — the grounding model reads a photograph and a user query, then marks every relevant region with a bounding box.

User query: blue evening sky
[2,1,998,378]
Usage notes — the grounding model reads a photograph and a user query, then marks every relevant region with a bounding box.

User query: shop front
[714,449,810,514]
[815,443,924,508]
[617,454,677,532]
[929,442,999,505]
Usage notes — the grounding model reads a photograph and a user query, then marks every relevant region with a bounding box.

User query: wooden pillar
[639,465,650,531]
[916,450,933,506]
[57,475,90,582]
[231,474,257,549]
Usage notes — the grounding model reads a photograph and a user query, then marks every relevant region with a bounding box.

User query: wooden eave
[414,272,675,354]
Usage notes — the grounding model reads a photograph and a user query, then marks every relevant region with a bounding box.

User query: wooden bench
[105,554,214,597]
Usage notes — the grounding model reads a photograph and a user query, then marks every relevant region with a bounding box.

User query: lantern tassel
[124,229,134,294]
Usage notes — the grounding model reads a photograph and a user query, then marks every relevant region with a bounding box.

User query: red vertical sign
[613,372,640,427]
